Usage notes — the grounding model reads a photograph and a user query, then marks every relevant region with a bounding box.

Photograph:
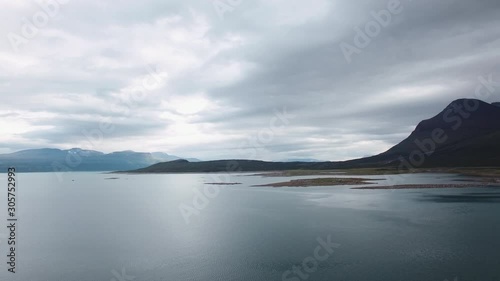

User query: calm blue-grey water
[0,172,499,281]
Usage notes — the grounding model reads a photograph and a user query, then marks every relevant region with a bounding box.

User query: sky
[0,0,499,161]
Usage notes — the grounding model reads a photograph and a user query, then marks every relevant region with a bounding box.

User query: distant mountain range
[127,99,500,173]
[0,148,199,172]
[282,158,322,162]
[3,99,500,173]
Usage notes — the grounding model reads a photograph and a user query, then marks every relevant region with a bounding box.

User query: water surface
[0,172,499,281]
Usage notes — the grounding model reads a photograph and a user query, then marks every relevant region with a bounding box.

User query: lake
[0,172,499,281]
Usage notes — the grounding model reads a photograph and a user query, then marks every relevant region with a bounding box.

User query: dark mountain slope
[342,99,500,168]
[128,99,500,173]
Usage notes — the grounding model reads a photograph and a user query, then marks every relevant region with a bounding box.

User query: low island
[253,177,380,188]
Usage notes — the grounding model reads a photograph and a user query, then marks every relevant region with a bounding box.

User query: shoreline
[253,177,381,188]
[353,183,500,190]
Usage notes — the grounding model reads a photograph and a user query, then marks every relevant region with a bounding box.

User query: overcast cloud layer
[1,0,499,160]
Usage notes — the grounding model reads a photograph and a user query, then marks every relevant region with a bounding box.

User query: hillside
[342,99,500,168]
[125,159,335,173]
[126,99,500,173]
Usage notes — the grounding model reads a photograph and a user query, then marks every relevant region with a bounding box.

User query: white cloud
[260,0,331,26]
[0,0,499,160]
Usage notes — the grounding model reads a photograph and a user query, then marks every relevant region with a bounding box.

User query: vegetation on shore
[353,183,500,190]
[253,177,380,187]
[253,167,500,179]
[251,167,500,189]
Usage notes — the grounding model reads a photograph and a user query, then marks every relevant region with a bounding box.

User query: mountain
[341,99,500,168]
[282,158,322,162]
[126,98,500,173]
[3,99,499,174]
[150,152,200,163]
[125,159,334,173]
[0,148,200,172]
